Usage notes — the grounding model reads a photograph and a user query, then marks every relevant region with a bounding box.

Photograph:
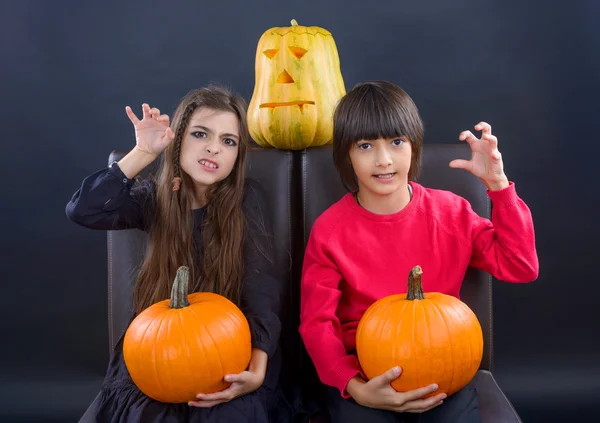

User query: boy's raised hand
[449,121,510,191]
[125,103,175,157]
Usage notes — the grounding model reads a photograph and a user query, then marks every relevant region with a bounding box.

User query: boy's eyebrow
[190,125,239,140]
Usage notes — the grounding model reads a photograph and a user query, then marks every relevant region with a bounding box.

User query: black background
[1,1,598,421]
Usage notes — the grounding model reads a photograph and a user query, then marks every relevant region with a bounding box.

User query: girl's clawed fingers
[125,106,140,125]
[141,103,151,119]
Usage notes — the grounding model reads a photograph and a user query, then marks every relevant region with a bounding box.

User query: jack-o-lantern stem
[406,265,425,301]
[170,266,190,309]
[291,19,298,26]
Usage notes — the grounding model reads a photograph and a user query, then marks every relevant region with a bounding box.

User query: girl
[299,80,539,423]
[67,85,291,423]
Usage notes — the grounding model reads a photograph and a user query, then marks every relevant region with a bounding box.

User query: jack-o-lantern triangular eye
[288,47,308,60]
[263,49,279,59]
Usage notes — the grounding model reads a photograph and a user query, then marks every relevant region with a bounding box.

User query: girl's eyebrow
[189,125,239,140]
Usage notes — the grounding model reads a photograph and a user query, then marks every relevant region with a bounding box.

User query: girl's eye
[223,138,237,146]
[392,138,404,146]
[357,143,371,150]
[192,131,207,138]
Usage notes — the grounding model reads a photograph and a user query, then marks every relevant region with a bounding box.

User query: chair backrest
[299,144,494,371]
[105,148,300,358]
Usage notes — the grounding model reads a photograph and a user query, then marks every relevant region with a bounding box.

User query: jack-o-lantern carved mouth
[259,101,315,111]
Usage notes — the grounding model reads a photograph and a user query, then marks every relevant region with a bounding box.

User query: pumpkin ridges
[310,33,333,148]
[448,300,472,393]
[124,282,252,402]
[176,310,195,399]
[356,267,483,398]
[455,299,483,386]
[149,312,170,401]
[189,303,229,392]
[430,299,457,395]
[440,295,480,392]
[212,310,246,385]
[421,302,433,391]
[248,20,345,149]
[312,32,342,147]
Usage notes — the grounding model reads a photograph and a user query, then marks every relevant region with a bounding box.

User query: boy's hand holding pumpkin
[346,366,446,413]
[449,121,510,191]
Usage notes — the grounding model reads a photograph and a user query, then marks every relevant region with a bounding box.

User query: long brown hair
[332,80,424,192]
[134,85,249,314]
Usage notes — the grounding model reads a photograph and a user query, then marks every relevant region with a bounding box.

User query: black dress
[66,163,294,423]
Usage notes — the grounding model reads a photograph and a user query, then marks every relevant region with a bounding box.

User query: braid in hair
[171,103,196,192]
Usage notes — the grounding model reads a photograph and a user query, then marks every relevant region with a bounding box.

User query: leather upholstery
[80,144,522,423]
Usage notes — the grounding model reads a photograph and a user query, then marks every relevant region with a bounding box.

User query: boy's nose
[375,150,393,166]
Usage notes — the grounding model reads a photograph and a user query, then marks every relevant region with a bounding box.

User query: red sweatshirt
[299,181,538,397]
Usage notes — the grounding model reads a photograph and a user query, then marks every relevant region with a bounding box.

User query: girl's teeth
[200,160,217,169]
[376,173,394,178]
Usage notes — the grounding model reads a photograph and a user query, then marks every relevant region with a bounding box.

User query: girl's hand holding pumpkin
[188,348,268,408]
[188,370,265,408]
[449,121,510,191]
[346,366,446,413]
[125,103,175,157]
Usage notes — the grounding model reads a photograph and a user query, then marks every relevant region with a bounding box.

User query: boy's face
[349,137,412,197]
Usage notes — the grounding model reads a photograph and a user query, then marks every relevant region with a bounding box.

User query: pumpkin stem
[170,266,190,309]
[406,265,425,301]
[291,19,298,26]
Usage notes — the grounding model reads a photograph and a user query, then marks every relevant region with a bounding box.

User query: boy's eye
[192,131,207,138]
[392,139,404,146]
[223,138,237,146]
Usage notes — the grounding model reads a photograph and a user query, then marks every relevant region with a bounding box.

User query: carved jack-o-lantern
[248,19,346,150]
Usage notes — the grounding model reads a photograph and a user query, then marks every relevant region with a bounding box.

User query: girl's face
[180,107,240,194]
[349,137,412,198]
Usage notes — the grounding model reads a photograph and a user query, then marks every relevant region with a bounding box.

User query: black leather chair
[299,144,522,423]
[79,147,301,422]
[79,143,522,423]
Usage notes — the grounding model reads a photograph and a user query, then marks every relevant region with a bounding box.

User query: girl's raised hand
[125,103,175,156]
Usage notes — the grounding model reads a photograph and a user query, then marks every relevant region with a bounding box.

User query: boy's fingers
[449,159,471,171]
[402,399,444,413]
[400,392,446,412]
[459,130,479,146]
[475,121,492,136]
[400,384,440,402]
[375,367,401,386]
[482,134,498,148]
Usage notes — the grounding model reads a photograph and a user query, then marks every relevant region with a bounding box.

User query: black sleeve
[239,179,282,358]
[65,162,154,231]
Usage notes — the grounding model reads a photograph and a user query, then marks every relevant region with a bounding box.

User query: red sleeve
[299,220,362,398]
[468,182,539,282]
